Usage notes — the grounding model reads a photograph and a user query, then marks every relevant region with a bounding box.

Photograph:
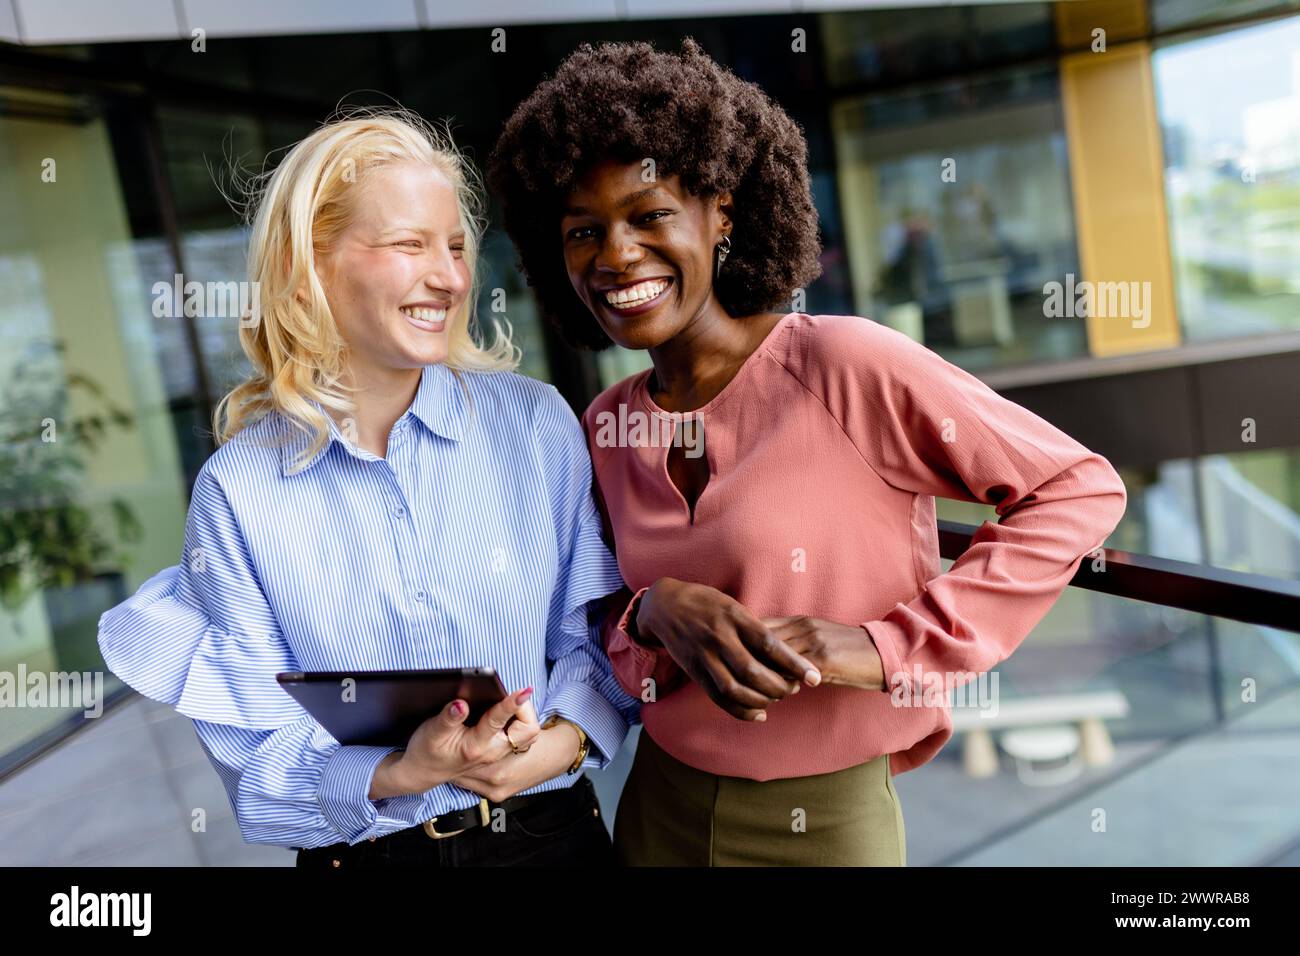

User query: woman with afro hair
[488,38,1128,866]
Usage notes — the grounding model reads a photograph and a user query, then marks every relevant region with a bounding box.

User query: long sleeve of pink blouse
[605,585,693,703]
[797,319,1130,696]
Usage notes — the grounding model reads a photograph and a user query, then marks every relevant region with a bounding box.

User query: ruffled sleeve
[533,384,639,766]
[534,384,629,650]
[548,478,629,653]
[578,396,688,704]
[97,466,307,730]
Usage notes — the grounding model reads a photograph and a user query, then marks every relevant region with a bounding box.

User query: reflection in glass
[1201,447,1300,581]
[158,110,268,404]
[1153,15,1300,341]
[0,96,191,761]
[832,65,1086,370]
[478,229,550,384]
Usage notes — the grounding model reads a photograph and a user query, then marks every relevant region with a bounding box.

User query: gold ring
[505,725,531,754]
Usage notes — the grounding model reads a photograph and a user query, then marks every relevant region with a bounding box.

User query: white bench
[949,690,1130,780]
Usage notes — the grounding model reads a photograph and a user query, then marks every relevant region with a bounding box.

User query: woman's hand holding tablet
[368,687,540,799]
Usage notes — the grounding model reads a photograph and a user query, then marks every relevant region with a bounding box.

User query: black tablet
[276,667,508,748]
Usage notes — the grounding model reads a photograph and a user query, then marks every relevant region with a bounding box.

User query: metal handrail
[937,519,1300,634]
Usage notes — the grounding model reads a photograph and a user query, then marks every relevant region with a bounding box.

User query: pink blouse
[582,312,1127,779]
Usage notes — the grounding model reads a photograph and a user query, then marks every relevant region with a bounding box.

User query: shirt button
[414,589,427,603]
[393,505,406,519]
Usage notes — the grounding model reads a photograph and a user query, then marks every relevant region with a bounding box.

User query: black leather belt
[291,779,599,864]
[421,789,561,839]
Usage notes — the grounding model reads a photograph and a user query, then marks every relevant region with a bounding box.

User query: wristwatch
[541,714,589,774]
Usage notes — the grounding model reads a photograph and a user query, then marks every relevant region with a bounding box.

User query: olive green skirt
[613,729,906,866]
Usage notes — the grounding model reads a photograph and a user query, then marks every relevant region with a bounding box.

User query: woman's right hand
[635,578,822,721]
[370,688,540,799]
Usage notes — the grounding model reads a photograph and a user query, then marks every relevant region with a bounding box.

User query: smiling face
[315,161,469,379]
[560,159,732,351]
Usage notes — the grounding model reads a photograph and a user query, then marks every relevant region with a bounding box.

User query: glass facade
[1153,14,1300,342]
[0,91,191,757]
[832,65,1086,370]
[824,3,1088,371]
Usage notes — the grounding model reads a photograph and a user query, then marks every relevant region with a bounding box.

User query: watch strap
[543,714,589,773]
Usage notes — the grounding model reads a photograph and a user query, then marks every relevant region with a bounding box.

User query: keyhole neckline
[634,311,800,419]
[663,423,712,525]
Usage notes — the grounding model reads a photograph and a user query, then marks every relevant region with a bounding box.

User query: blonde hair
[215,106,519,471]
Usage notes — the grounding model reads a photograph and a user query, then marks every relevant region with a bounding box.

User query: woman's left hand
[761,617,886,691]
[450,721,584,803]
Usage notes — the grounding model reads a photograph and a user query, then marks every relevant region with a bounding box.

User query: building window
[1153,14,1300,342]
[0,92,194,766]
[832,64,1086,370]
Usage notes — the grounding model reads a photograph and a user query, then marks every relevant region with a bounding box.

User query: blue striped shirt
[98,362,639,849]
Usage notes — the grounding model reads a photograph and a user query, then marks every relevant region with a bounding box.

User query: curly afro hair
[486,37,823,351]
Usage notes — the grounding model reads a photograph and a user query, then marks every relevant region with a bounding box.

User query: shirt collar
[410,361,468,444]
[279,364,467,477]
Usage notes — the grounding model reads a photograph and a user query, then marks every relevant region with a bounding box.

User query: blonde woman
[97,109,638,868]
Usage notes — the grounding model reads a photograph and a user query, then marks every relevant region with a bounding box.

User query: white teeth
[400,306,447,325]
[604,278,668,308]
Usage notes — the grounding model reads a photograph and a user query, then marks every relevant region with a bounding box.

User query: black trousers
[295,774,614,868]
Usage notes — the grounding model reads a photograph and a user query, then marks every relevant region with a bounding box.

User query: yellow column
[1060,39,1183,356]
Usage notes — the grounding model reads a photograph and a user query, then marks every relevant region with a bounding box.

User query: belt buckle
[422,798,490,840]
[422,819,465,840]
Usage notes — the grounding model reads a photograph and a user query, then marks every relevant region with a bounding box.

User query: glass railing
[911,520,1300,865]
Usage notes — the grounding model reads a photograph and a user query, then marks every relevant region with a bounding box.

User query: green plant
[0,340,142,611]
